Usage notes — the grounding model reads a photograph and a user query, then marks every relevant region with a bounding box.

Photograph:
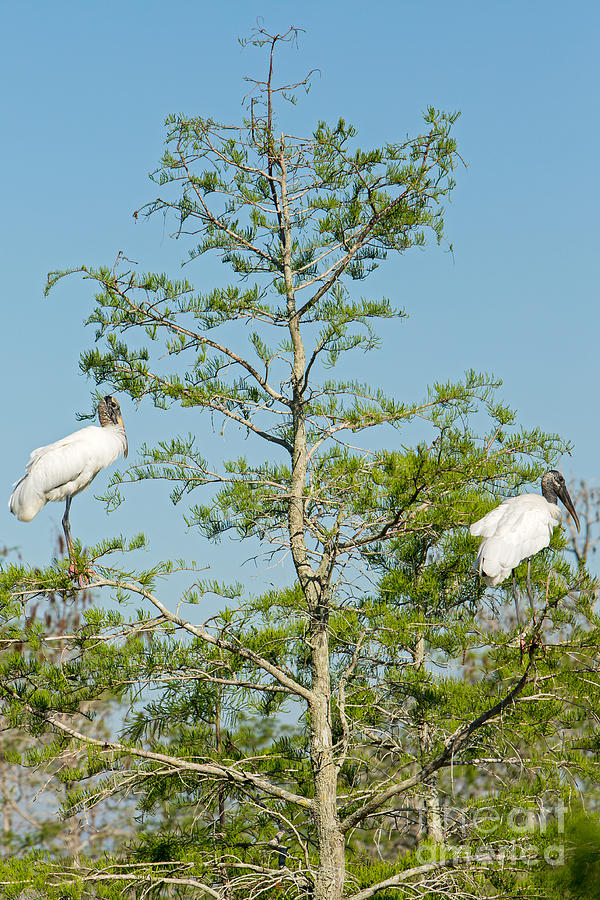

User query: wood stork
[9,396,128,579]
[470,470,580,586]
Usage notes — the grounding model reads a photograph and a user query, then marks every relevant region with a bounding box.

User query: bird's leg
[512,573,521,627]
[526,558,536,625]
[513,572,526,663]
[62,495,88,587]
[62,495,75,571]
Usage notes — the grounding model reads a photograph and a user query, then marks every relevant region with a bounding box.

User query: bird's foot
[67,560,93,588]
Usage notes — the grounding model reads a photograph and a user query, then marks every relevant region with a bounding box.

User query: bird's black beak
[558,484,580,532]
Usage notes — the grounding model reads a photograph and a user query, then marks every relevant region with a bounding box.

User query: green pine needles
[1,24,598,900]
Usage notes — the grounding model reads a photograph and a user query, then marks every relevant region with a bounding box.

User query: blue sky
[1,1,598,590]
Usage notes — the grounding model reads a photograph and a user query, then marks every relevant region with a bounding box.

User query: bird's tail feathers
[474,544,506,587]
[8,475,46,522]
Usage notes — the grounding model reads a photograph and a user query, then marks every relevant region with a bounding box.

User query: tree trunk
[310,620,345,899]
[415,632,444,844]
[215,691,230,898]
[279,133,345,897]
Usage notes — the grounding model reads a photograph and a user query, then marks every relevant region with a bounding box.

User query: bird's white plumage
[9,423,127,522]
[470,494,561,587]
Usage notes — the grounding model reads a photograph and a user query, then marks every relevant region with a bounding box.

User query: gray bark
[279,137,345,897]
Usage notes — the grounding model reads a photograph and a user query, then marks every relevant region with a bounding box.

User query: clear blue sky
[2,1,598,588]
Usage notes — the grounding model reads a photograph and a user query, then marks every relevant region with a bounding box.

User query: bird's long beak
[558,484,580,532]
[117,414,128,458]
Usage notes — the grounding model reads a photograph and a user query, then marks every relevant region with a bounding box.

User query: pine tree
[0,26,598,900]
[0,542,136,860]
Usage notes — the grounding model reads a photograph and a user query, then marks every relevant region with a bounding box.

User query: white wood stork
[9,396,128,578]
[470,470,580,586]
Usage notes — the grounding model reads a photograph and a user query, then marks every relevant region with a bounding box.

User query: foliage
[0,542,136,859]
[1,24,598,900]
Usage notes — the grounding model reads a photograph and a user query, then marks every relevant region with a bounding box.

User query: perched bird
[9,396,128,579]
[470,470,580,586]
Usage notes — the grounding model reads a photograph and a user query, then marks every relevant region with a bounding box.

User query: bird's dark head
[98,395,122,426]
[541,470,564,494]
[541,470,580,532]
[98,395,128,457]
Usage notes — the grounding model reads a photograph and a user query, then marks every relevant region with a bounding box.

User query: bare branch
[95,578,314,703]
[341,650,538,833]
[346,855,499,900]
